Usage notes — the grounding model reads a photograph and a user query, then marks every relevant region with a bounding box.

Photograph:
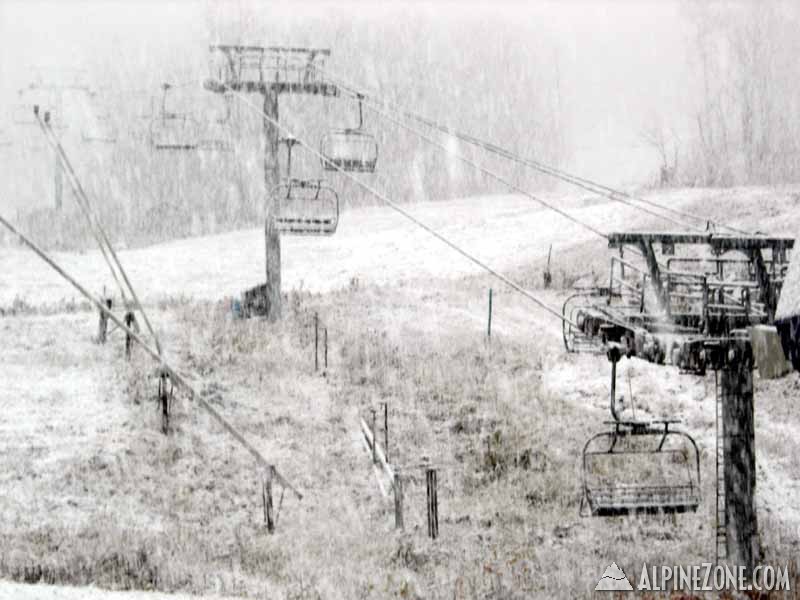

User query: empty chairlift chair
[320,94,378,173]
[270,137,339,236]
[82,113,117,143]
[81,99,118,144]
[580,345,701,516]
[149,84,199,151]
[197,95,234,153]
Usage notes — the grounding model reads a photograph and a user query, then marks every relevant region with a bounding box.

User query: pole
[54,152,63,211]
[263,90,282,321]
[97,297,112,344]
[263,469,275,533]
[314,312,319,372]
[487,288,493,338]
[719,339,758,572]
[0,213,303,500]
[383,402,389,464]
[124,311,135,359]
[426,468,439,539]
[394,471,404,530]
[324,328,328,370]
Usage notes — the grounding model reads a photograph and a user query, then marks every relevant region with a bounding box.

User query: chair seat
[587,484,700,516]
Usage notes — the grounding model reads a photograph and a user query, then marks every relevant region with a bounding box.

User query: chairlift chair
[270,137,339,235]
[320,93,378,172]
[274,178,339,235]
[197,96,234,153]
[82,112,118,144]
[580,344,701,516]
[149,83,199,151]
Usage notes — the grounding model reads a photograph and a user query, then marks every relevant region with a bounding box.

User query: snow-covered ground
[0,189,715,306]
[2,186,799,598]
[0,582,238,600]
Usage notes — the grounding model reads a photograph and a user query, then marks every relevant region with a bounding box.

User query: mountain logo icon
[595,562,633,591]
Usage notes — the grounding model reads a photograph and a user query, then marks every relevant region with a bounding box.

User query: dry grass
[2,238,800,597]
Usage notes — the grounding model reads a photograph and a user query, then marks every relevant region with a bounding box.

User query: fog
[1,1,797,222]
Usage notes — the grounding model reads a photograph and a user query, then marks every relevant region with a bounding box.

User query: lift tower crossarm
[607,232,794,253]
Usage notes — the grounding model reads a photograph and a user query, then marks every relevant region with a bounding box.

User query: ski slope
[0,189,715,306]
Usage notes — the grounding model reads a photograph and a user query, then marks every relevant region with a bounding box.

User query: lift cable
[34,110,129,306]
[0,212,303,500]
[227,88,579,328]
[314,65,748,235]
[343,82,700,233]
[35,108,164,356]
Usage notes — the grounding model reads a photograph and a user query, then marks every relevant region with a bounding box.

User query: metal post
[314,312,319,372]
[394,471,404,530]
[383,402,389,464]
[426,468,439,539]
[719,340,758,571]
[487,288,493,338]
[263,89,282,322]
[263,468,275,533]
[324,328,328,370]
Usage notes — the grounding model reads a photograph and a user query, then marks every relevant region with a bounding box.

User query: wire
[0,212,303,500]
[314,65,748,235]
[226,88,578,328]
[36,109,164,356]
[338,88,613,239]
[34,111,129,305]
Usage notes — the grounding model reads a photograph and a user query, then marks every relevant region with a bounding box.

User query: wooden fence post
[426,468,439,539]
[97,297,112,344]
[263,467,275,534]
[124,311,135,359]
[394,471,404,530]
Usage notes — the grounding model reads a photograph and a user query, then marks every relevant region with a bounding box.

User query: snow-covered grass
[0,187,725,307]
[2,186,800,598]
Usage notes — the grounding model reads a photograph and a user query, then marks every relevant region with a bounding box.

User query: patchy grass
[1,267,800,598]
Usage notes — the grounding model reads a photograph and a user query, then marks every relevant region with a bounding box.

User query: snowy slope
[0,189,714,306]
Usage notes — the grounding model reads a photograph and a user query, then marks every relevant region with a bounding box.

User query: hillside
[1,186,786,306]
[1,186,799,599]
